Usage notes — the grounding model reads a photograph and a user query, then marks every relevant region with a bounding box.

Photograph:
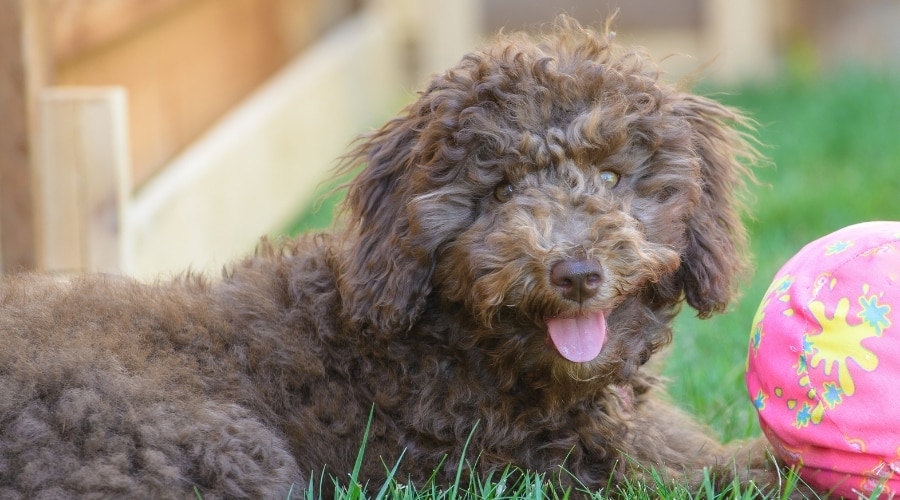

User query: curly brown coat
[0,17,776,498]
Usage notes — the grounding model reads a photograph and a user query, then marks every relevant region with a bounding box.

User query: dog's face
[432,160,684,372]
[337,18,754,384]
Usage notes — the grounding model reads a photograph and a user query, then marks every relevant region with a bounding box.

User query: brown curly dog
[0,17,776,498]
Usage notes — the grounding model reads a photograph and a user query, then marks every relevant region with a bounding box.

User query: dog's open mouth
[545,311,608,363]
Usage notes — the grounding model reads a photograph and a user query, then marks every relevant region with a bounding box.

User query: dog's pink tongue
[546,311,607,363]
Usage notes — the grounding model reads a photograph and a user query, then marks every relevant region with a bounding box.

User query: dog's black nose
[550,259,603,302]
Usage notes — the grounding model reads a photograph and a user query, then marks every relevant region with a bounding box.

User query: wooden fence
[1,0,480,278]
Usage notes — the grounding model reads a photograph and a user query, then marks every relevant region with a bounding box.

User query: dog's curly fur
[0,17,775,498]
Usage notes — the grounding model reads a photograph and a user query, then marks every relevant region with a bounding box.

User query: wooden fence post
[0,0,51,274]
[704,0,775,83]
[36,88,131,274]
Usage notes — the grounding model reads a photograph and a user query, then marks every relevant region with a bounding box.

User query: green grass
[665,68,900,445]
[284,69,900,497]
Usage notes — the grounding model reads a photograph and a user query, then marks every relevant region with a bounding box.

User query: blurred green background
[668,68,900,441]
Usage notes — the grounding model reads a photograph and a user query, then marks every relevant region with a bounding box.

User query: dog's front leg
[620,395,781,496]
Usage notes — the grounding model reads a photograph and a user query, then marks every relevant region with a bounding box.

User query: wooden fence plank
[126,7,405,278]
[47,0,187,63]
[55,0,355,187]
[0,0,50,274]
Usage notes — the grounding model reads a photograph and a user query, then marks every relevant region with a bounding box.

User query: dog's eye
[494,182,515,202]
[599,171,620,188]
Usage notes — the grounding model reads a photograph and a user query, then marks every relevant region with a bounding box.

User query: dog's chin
[544,347,617,385]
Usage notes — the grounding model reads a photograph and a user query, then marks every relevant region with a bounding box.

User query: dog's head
[336,17,755,380]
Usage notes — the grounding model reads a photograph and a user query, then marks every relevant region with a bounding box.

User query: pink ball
[746,221,900,498]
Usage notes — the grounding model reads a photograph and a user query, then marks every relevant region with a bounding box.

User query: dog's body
[1,18,773,498]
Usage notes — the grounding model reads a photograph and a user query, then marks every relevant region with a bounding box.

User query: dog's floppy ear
[335,105,437,335]
[672,94,757,318]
